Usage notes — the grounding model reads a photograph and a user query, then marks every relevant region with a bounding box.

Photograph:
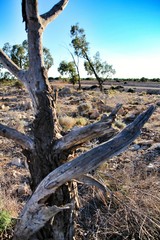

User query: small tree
[84,51,116,85]
[2,40,53,70]
[58,60,78,85]
[70,23,111,91]
[67,47,82,89]
[0,1,155,240]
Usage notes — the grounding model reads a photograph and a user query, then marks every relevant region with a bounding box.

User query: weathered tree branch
[40,0,69,28]
[53,104,122,151]
[46,106,155,190]
[13,105,155,240]
[14,203,72,240]
[0,49,25,81]
[76,174,107,193]
[0,123,34,151]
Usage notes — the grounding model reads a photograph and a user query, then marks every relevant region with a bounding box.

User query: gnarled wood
[13,105,155,240]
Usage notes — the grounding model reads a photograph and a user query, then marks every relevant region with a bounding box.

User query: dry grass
[0,170,21,218]
[0,84,160,239]
[0,191,19,219]
[75,117,89,126]
[59,115,89,130]
[59,115,76,130]
[75,157,160,240]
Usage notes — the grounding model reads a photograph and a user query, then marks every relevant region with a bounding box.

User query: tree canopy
[70,23,89,59]
[70,23,116,91]
[84,51,116,80]
[58,60,78,85]
[1,40,53,72]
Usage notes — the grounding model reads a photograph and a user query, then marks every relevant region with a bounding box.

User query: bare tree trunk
[84,51,103,91]
[69,49,81,90]
[23,129,75,240]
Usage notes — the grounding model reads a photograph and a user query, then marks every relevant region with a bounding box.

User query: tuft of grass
[0,210,12,233]
[75,117,88,126]
[107,88,117,97]
[0,170,20,219]
[59,115,76,130]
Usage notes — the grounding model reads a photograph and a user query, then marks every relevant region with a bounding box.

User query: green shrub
[0,210,12,232]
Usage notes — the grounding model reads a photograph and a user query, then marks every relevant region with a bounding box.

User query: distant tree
[67,47,81,89]
[43,46,54,70]
[70,23,90,89]
[140,77,148,82]
[70,23,115,91]
[70,23,89,58]
[84,51,116,85]
[58,60,78,85]
[2,40,53,71]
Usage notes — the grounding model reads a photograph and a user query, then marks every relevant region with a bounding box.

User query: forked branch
[0,123,34,151]
[13,105,155,240]
[40,0,69,28]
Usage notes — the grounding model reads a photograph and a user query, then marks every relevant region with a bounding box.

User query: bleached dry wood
[13,105,155,240]
[53,104,122,151]
[40,0,69,28]
[0,123,34,150]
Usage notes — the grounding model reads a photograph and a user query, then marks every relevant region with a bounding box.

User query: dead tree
[0,1,155,240]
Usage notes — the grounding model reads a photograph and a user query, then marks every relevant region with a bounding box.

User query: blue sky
[0,0,160,78]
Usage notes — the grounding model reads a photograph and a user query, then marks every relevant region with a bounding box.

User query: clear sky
[0,0,160,79]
